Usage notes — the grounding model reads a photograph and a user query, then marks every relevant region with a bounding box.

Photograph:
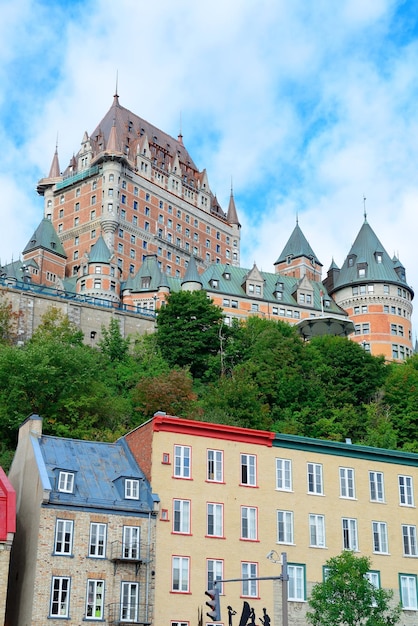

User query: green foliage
[29,307,84,345]
[307,551,401,626]
[156,290,225,378]
[133,369,198,420]
[98,317,130,362]
[381,356,418,450]
[0,292,20,345]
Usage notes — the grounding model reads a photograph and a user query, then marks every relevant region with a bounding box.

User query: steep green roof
[181,255,202,286]
[275,222,322,266]
[333,219,412,292]
[88,235,112,263]
[23,218,66,258]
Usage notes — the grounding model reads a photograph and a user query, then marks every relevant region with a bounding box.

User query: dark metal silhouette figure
[227,605,237,626]
[259,608,271,626]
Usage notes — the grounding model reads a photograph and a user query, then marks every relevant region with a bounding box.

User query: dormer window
[142,277,151,289]
[374,251,383,263]
[125,479,140,500]
[58,471,74,493]
[211,279,219,289]
[348,255,355,267]
[224,272,231,280]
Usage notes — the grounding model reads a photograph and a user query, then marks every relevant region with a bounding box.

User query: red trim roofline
[0,466,16,540]
[152,414,274,447]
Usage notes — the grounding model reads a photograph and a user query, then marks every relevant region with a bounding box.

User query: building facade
[6,415,159,626]
[125,413,418,626]
[0,467,15,626]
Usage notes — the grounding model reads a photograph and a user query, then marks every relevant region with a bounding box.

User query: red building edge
[0,467,16,542]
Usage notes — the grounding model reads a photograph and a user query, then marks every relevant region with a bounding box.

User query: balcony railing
[110,540,143,575]
[107,602,151,626]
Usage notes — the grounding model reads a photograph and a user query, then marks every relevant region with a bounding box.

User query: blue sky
[2,0,418,325]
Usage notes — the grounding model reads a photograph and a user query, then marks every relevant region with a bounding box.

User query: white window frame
[288,564,305,601]
[89,522,107,558]
[174,445,191,479]
[402,525,418,557]
[207,559,223,594]
[50,576,70,617]
[125,478,139,500]
[339,467,355,499]
[123,526,140,560]
[372,521,388,554]
[369,471,384,502]
[58,471,74,493]
[86,579,104,620]
[240,454,256,486]
[365,571,380,606]
[342,517,358,551]
[121,581,139,622]
[400,574,418,610]
[276,458,292,491]
[241,506,257,540]
[172,556,190,592]
[277,510,294,544]
[399,475,414,506]
[307,463,323,495]
[54,519,74,555]
[173,499,191,534]
[241,562,258,597]
[309,514,326,548]
[207,449,223,482]
[207,503,223,537]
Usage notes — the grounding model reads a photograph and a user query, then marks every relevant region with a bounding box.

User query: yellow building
[125,414,418,626]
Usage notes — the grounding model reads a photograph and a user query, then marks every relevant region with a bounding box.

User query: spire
[178,111,183,145]
[48,138,60,178]
[226,186,241,226]
[275,222,321,267]
[363,195,367,222]
[181,255,202,288]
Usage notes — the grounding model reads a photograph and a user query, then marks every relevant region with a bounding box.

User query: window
[369,471,384,502]
[86,579,104,620]
[240,454,256,486]
[174,445,191,478]
[241,506,257,540]
[309,514,326,547]
[399,475,414,506]
[173,499,190,534]
[342,518,358,550]
[54,519,73,555]
[207,449,223,482]
[242,562,258,597]
[400,574,417,609]
[123,526,140,559]
[172,556,190,592]
[50,576,70,617]
[207,503,223,537]
[372,521,388,553]
[121,582,139,621]
[276,458,292,491]
[402,525,418,556]
[288,564,305,601]
[277,510,293,544]
[307,463,323,495]
[207,559,223,594]
[340,467,355,499]
[89,523,106,558]
[58,471,74,493]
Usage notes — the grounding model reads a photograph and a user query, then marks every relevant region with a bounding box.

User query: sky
[2,0,418,324]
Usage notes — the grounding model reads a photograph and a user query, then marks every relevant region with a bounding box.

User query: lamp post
[266,550,288,626]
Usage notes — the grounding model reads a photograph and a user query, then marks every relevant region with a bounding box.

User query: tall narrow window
[307,463,323,494]
[340,467,355,499]
[207,449,223,482]
[400,575,418,609]
[172,556,190,592]
[402,525,418,556]
[241,562,258,597]
[369,471,384,502]
[342,518,358,551]
[89,523,106,558]
[277,510,294,544]
[399,475,414,506]
[174,445,191,478]
[121,582,139,621]
[54,519,74,555]
[241,506,257,540]
[173,500,190,534]
[50,576,70,617]
[86,579,104,620]
[207,559,223,594]
[123,526,140,559]
[309,514,326,548]
[372,521,388,553]
[288,564,305,601]
[276,458,292,491]
[240,454,256,486]
[207,503,223,537]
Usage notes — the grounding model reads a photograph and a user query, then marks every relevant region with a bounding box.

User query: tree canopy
[307,551,401,626]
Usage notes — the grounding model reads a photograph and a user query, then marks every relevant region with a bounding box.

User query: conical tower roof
[333,218,412,291]
[226,190,241,226]
[23,218,66,257]
[88,236,112,263]
[275,223,321,266]
[181,255,202,286]
[48,146,60,178]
